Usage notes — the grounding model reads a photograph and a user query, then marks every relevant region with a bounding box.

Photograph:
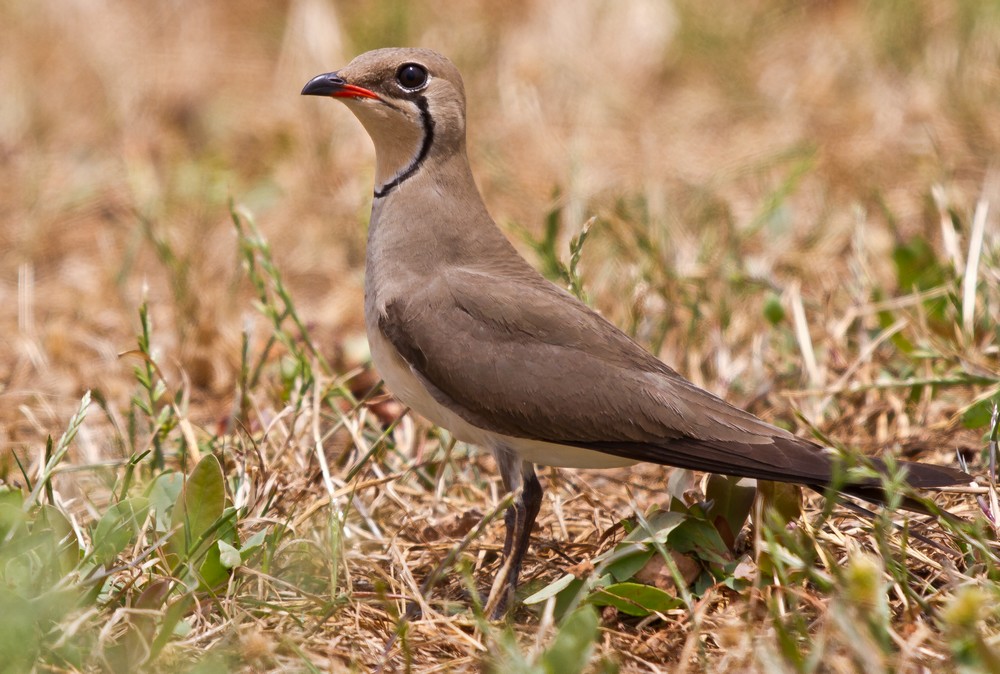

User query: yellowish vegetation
[2,1,999,671]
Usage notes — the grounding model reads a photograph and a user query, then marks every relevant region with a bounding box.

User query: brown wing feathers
[380,272,972,503]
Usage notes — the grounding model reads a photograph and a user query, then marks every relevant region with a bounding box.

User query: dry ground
[2,1,1000,672]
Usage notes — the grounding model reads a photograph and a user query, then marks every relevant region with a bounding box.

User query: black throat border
[374,96,435,199]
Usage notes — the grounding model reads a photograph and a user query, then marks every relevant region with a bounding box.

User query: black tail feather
[572,436,974,509]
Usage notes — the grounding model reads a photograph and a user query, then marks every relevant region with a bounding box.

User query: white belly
[367,325,637,470]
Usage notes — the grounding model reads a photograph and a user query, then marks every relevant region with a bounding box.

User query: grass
[2,0,1000,671]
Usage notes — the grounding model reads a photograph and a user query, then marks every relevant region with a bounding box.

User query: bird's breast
[365,311,493,447]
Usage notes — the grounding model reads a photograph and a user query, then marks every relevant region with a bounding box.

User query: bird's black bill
[301,72,379,100]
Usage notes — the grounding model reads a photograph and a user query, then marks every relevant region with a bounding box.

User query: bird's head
[302,48,468,195]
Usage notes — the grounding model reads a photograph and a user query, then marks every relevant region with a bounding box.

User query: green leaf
[196,541,230,590]
[147,471,184,532]
[0,502,28,542]
[668,518,731,566]
[621,508,687,545]
[892,235,945,292]
[218,540,241,569]
[191,510,238,590]
[524,573,577,606]
[763,293,785,325]
[596,509,687,582]
[239,530,267,563]
[168,454,226,564]
[587,582,685,617]
[962,397,999,430]
[91,497,150,566]
[705,474,756,550]
[0,487,24,508]
[0,588,41,672]
[38,505,79,574]
[758,480,802,527]
[890,235,950,327]
[2,529,67,592]
[540,606,600,674]
[605,549,655,583]
[722,557,756,590]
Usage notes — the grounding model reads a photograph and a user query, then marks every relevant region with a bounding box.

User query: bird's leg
[500,499,517,559]
[486,454,543,619]
[503,469,542,610]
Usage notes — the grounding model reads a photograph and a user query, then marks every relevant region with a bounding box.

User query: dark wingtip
[895,460,975,489]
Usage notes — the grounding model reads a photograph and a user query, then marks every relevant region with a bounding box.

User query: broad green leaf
[196,541,230,590]
[181,507,239,591]
[147,471,184,532]
[0,588,41,672]
[705,474,756,549]
[0,487,23,508]
[620,508,686,545]
[168,454,226,563]
[605,548,655,582]
[2,529,68,592]
[524,573,577,605]
[668,518,731,566]
[962,397,998,430]
[554,577,593,621]
[215,506,240,547]
[758,480,802,527]
[38,504,79,573]
[91,497,150,566]
[593,510,687,582]
[0,503,27,541]
[587,582,685,617]
[722,557,756,590]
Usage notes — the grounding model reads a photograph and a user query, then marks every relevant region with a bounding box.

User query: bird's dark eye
[396,63,428,90]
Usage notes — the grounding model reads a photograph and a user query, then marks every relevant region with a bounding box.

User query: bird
[301,48,973,618]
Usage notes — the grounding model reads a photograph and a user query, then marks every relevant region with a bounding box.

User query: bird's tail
[575,436,973,515]
[814,457,972,517]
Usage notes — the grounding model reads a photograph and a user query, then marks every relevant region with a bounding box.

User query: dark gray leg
[498,469,542,615]
[488,452,544,618]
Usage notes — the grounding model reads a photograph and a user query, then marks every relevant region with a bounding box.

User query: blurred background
[2,0,999,483]
[3,1,1000,669]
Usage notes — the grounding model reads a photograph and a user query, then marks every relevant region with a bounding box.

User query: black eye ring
[396,63,429,91]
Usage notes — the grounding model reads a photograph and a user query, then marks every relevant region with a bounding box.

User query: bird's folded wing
[379,267,828,469]
[377,268,975,489]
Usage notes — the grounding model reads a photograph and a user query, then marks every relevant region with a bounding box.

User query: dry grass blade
[2,1,1000,671]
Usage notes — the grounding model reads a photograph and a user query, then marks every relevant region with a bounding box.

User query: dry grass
[2,0,1000,671]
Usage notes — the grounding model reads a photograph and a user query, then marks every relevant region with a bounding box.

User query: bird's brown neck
[366,149,531,288]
